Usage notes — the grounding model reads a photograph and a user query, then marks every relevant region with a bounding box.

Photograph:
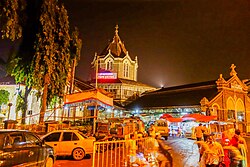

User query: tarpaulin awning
[198,116,217,122]
[64,89,113,107]
[160,114,173,119]
[166,117,183,122]
[182,113,217,122]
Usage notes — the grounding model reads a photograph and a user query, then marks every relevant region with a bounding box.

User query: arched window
[106,59,113,70]
[123,61,129,78]
[236,99,245,122]
[211,104,219,117]
[227,97,235,120]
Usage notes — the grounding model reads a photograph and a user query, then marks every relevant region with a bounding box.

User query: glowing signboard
[98,73,117,79]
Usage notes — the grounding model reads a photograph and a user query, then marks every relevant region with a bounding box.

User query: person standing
[231,129,248,167]
[201,135,224,167]
[203,125,209,142]
[149,124,156,137]
[127,134,137,164]
[196,123,204,162]
[195,123,204,141]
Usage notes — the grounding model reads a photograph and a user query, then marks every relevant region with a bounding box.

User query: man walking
[203,124,209,142]
[195,123,204,141]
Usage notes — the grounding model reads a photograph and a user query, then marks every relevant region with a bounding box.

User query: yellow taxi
[41,130,95,160]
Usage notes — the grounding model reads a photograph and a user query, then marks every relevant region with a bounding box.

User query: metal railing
[92,137,162,167]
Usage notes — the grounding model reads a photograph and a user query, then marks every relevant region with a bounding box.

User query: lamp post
[95,54,99,89]
[7,103,12,120]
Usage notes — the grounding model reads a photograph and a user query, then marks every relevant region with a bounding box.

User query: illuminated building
[0,76,41,124]
[126,64,250,133]
[90,25,156,106]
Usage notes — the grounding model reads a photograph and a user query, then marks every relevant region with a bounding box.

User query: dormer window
[124,61,129,78]
[106,59,113,70]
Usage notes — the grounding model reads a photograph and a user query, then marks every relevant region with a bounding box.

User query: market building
[90,25,156,106]
[126,64,250,133]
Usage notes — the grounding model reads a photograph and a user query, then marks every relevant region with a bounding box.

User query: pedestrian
[148,124,156,137]
[127,134,137,164]
[178,127,184,138]
[203,125,209,142]
[200,134,224,167]
[230,129,248,167]
[146,135,169,167]
[195,123,204,162]
[195,123,204,141]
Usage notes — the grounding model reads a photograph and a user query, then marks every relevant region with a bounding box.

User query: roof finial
[115,24,119,35]
[230,64,237,76]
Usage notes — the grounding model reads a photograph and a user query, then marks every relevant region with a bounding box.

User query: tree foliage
[0,90,10,105]
[0,0,26,41]
[0,0,82,124]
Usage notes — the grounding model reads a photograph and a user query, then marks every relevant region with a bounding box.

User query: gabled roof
[100,25,128,58]
[126,80,219,110]
[91,78,155,88]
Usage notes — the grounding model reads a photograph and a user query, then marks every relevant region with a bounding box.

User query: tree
[0,0,82,124]
[0,90,10,106]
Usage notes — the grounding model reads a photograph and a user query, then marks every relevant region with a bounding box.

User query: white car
[41,130,95,160]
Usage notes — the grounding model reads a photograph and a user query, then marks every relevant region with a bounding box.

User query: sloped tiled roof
[91,78,155,88]
[100,25,128,58]
[126,80,219,110]
[0,75,16,85]
[74,77,95,91]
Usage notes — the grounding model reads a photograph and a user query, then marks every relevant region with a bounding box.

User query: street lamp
[7,103,12,120]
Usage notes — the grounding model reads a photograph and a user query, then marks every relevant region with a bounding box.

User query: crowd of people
[194,123,248,167]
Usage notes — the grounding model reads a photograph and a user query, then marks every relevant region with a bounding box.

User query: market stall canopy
[166,117,183,122]
[182,113,216,122]
[64,89,113,107]
[160,113,173,119]
[198,115,217,122]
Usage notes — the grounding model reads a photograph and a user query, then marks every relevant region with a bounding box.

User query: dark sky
[1,0,250,87]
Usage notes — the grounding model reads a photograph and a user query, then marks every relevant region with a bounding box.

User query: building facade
[127,64,250,133]
[91,25,155,105]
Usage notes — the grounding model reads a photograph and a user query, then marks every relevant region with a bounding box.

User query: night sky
[1,0,250,87]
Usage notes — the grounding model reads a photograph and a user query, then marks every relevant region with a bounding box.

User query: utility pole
[95,53,99,89]
[93,53,99,134]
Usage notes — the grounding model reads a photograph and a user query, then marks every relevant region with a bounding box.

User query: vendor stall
[64,88,113,133]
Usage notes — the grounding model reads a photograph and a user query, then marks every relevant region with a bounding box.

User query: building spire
[115,24,119,35]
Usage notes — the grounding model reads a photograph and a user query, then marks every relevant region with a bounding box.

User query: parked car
[154,119,169,140]
[41,129,96,160]
[0,129,55,167]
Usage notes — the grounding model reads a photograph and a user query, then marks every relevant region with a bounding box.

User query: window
[228,110,235,120]
[44,132,61,142]
[106,59,113,70]
[123,62,129,78]
[237,112,245,122]
[62,132,79,141]
[25,133,40,146]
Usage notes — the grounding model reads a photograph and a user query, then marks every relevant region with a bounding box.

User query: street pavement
[164,137,200,167]
[165,136,250,167]
[53,137,250,167]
